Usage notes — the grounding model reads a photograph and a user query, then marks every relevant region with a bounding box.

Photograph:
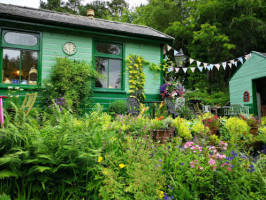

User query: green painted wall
[229,52,266,114]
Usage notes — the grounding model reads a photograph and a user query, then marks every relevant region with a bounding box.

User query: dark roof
[0,3,174,42]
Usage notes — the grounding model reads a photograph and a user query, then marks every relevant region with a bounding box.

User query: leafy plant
[108,100,127,115]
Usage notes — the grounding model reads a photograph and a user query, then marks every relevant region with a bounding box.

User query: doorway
[254,77,266,118]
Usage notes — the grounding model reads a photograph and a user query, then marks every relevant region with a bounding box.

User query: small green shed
[229,51,266,117]
[0,3,174,111]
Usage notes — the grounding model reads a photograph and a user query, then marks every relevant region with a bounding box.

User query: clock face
[63,42,76,55]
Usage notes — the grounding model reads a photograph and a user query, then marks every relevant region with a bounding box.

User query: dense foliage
[108,100,127,116]
[0,106,265,199]
[44,58,99,112]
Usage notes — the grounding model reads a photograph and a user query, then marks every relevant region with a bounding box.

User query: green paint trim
[122,43,126,91]
[38,32,43,87]
[93,89,127,94]
[0,18,172,45]
[252,80,258,116]
[0,28,2,84]
[251,51,266,58]
[160,44,164,86]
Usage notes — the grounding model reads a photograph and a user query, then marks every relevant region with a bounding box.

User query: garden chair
[126,97,140,116]
[21,92,37,117]
[165,98,179,118]
[203,105,211,113]
[240,105,250,116]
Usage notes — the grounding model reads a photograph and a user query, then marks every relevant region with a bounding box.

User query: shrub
[108,100,127,115]
[44,57,100,112]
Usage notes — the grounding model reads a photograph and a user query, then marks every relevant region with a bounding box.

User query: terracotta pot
[152,129,173,143]
[249,127,258,135]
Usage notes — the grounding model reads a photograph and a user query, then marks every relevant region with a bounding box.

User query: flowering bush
[202,115,220,130]
[160,81,184,100]
[240,114,260,127]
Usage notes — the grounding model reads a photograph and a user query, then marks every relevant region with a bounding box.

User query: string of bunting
[165,45,251,73]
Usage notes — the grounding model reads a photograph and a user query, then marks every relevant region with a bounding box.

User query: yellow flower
[98,156,103,163]
[159,191,164,198]
[103,168,108,174]
[119,164,126,168]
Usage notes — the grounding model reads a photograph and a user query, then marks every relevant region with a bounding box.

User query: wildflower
[103,168,108,174]
[119,164,126,168]
[227,167,232,172]
[174,158,177,162]
[159,191,164,198]
[198,166,204,170]
[98,157,103,163]
[162,169,165,172]
[181,163,184,166]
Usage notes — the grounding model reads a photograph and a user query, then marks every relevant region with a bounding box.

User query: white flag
[175,68,180,73]
[182,68,188,73]
[190,67,196,73]
[222,62,227,70]
[167,45,172,51]
[197,61,201,67]
[228,63,232,68]
[234,61,238,67]
[203,63,208,69]
[198,66,203,72]
[238,57,243,64]
[189,58,194,64]
[215,64,220,70]
[230,60,235,64]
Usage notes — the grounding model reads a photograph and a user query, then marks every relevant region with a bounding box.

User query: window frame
[0,28,42,89]
[93,39,125,92]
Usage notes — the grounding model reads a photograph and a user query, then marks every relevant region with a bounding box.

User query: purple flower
[181,163,184,166]
[175,158,177,162]
[160,83,168,92]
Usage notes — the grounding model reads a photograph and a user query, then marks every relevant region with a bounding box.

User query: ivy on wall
[126,55,148,101]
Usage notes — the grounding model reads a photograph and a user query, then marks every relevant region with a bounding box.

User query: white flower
[15,87,19,90]
[8,86,13,89]
[16,95,19,98]
[20,89,24,91]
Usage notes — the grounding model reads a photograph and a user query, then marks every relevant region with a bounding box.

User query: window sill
[93,89,127,94]
[0,83,41,90]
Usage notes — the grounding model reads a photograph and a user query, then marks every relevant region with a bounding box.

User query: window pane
[109,59,121,89]
[21,51,38,85]
[2,49,20,84]
[96,43,121,55]
[4,32,38,46]
[95,57,108,88]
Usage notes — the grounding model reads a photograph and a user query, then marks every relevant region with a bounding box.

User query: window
[1,30,40,85]
[94,42,123,89]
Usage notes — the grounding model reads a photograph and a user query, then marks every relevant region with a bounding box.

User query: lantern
[174,49,186,68]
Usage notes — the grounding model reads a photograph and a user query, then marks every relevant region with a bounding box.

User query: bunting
[189,58,194,64]
[203,63,208,69]
[167,45,172,51]
[182,68,188,73]
[198,66,203,72]
[228,63,232,68]
[174,50,178,55]
[197,61,201,67]
[190,67,196,73]
[175,68,180,73]
[234,61,238,67]
[215,64,220,70]
[222,62,227,70]
[238,57,243,64]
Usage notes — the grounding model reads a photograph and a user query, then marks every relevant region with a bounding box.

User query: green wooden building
[229,51,266,117]
[0,3,174,111]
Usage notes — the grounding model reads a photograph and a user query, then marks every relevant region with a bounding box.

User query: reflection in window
[21,51,38,85]
[95,57,121,89]
[3,49,20,84]
[109,59,121,89]
[4,32,38,46]
[96,43,121,55]
[95,57,108,88]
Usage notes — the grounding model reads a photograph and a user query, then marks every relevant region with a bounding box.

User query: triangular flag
[238,57,243,64]
[167,45,172,51]
[197,61,201,67]
[222,62,227,70]
[175,68,180,73]
[230,60,235,64]
[174,50,178,55]
[182,68,188,73]
[234,61,238,67]
[198,66,203,72]
[215,64,220,70]
[190,67,196,73]
[203,63,208,69]
[189,58,194,64]
[245,54,251,60]
[228,63,232,68]
[206,64,213,71]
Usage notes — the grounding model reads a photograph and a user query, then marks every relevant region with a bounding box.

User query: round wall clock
[63,42,77,55]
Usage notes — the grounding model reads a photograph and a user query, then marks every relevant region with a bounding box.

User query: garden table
[0,96,8,127]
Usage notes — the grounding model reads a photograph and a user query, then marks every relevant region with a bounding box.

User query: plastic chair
[21,92,37,117]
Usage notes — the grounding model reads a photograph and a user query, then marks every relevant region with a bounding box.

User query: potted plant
[240,115,260,135]
[202,115,220,135]
[149,116,174,142]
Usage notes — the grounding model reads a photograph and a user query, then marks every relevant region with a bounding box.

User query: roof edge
[251,51,266,58]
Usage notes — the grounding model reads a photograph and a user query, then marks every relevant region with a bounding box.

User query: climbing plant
[126,55,148,101]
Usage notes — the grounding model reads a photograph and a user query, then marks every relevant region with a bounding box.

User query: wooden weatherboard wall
[229,52,266,115]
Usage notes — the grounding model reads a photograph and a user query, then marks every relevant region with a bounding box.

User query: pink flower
[208,159,216,166]
[198,166,204,170]
[193,150,196,153]
[227,167,232,171]
[223,146,227,150]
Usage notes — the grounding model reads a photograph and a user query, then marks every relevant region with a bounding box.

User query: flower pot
[249,127,258,135]
[152,129,174,143]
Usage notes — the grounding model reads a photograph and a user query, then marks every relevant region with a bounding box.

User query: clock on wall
[63,42,77,55]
